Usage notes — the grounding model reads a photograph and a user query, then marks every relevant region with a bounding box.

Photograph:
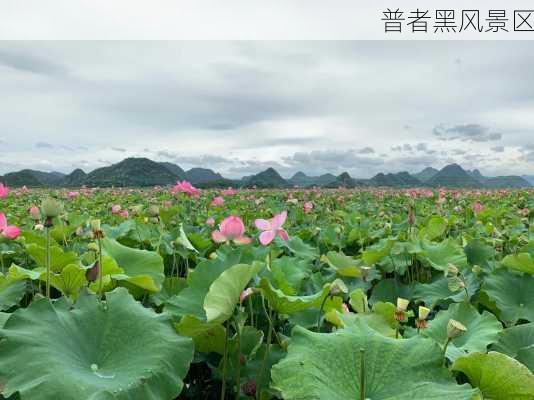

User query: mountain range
[0,157,531,189]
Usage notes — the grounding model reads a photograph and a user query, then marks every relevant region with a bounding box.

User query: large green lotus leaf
[151,277,187,307]
[204,262,263,323]
[102,237,164,292]
[270,256,309,295]
[492,323,534,371]
[26,243,78,273]
[361,238,395,266]
[482,269,534,325]
[425,215,447,240]
[280,237,319,260]
[271,320,478,400]
[165,249,249,320]
[174,315,226,354]
[259,278,330,315]
[464,239,494,268]
[0,278,26,311]
[452,352,534,400]
[6,265,41,281]
[369,278,414,305]
[50,263,87,301]
[335,302,397,337]
[423,302,502,362]
[0,287,194,400]
[420,239,468,272]
[502,253,534,275]
[0,312,9,328]
[321,251,361,278]
[413,274,479,308]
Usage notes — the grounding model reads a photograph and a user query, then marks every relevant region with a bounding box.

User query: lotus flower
[472,202,483,214]
[111,204,122,214]
[29,205,41,220]
[67,191,79,199]
[171,180,200,197]
[303,201,313,213]
[255,210,289,246]
[0,213,21,240]
[211,216,252,245]
[119,210,129,218]
[206,217,215,226]
[211,196,224,207]
[240,288,254,302]
[0,183,9,199]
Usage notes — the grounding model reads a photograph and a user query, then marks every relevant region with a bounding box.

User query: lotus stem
[0,252,4,275]
[221,319,229,400]
[98,237,103,299]
[257,295,273,400]
[359,348,366,400]
[316,294,330,332]
[45,225,51,298]
[442,338,452,366]
[234,319,241,400]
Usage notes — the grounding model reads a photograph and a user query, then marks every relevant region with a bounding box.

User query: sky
[0,41,533,179]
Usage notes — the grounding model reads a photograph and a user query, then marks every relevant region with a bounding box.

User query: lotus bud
[209,252,218,260]
[86,261,100,282]
[447,319,467,339]
[29,205,41,221]
[240,288,254,302]
[148,205,160,217]
[41,198,62,218]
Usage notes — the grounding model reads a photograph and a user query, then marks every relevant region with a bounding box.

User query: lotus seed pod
[447,319,467,339]
[209,252,218,259]
[396,297,410,312]
[418,306,430,320]
[41,198,62,218]
[91,219,101,232]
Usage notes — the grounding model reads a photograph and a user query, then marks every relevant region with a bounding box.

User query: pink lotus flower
[119,210,129,218]
[0,183,9,199]
[255,210,289,246]
[211,216,252,245]
[67,191,79,199]
[342,303,350,314]
[206,217,215,226]
[222,187,237,196]
[240,288,254,302]
[0,213,21,240]
[472,202,483,214]
[111,204,122,214]
[211,196,224,207]
[29,205,40,220]
[303,201,313,213]
[171,180,200,197]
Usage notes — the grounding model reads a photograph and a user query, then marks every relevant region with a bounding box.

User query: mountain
[522,175,534,185]
[62,169,87,186]
[159,162,186,179]
[324,172,357,188]
[426,164,483,188]
[413,167,438,182]
[484,176,531,188]
[0,169,65,187]
[185,168,223,184]
[83,158,180,187]
[370,172,422,187]
[467,169,487,184]
[243,168,289,188]
[288,172,337,187]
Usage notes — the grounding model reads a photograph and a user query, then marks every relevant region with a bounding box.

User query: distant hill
[426,164,483,188]
[243,168,289,188]
[185,168,223,184]
[159,162,186,179]
[370,172,422,187]
[413,167,438,183]
[0,157,531,189]
[62,169,87,187]
[288,172,337,187]
[83,158,179,187]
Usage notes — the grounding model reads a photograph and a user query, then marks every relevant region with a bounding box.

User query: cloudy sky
[0,41,533,178]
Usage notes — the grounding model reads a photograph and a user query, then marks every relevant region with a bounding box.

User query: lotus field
[0,181,533,400]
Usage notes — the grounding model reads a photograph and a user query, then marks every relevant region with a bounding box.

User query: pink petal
[211,230,227,243]
[254,219,271,231]
[271,211,287,230]
[2,225,20,240]
[0,213,6,229]
[277,229,289,241]
[259,230,276,246]
[234,235,252,245]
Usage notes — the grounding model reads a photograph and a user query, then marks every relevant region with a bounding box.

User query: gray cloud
[434,124,502,142]
[0,48,68,77]
[111,147,126,152]
[35,141,53,149]
[491,146,505,153]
